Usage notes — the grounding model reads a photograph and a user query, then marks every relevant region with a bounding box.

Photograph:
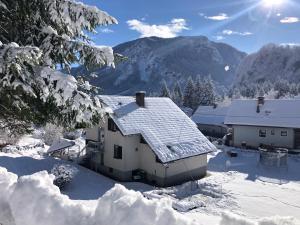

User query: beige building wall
[232,125,294,149]
[86,115,208,186]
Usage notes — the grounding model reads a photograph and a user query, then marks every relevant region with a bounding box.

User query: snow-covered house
[191,105,229,138]
[85,92,215,187]
[224,97,300,149]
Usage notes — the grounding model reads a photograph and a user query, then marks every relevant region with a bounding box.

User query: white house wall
[232,125,294,149]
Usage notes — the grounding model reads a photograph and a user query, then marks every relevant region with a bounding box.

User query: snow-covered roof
[191,105,229,126]
[99,95,216,163]
[225,99,300,128]
[47,139,75,153]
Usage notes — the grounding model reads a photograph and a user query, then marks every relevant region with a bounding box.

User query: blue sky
[83,0,300,53]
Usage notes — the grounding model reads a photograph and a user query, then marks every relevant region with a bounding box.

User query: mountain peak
[74,36,246,95]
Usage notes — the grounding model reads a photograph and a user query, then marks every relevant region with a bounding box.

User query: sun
[262,0,284,7]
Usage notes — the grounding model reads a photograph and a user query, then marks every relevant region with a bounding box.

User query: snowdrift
[0,167,298,225]
[0,167,196,225]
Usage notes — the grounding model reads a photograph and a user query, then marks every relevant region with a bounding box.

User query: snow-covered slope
[236,44,300,85]
[1,135,299,225]
[73,36,246,95]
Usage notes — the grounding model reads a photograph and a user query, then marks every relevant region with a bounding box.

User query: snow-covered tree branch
[0,0,118,135]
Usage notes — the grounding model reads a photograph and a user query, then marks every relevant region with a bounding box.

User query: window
[101,153,104,166]
[114,145,122,159]
[259,129,266,137]
[271,130,275,135]
[281,131,288,136]
[108,118,117,132]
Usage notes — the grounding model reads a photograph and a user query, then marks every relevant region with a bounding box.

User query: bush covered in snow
[0,128,20,146]
[42,123,64,145]
[50,164,78,189]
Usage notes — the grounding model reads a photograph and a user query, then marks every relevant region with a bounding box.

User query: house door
[294,129,300,149]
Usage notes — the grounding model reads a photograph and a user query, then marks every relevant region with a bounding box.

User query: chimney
[256,96,264,113]
[257,96,265,105]
[136,91,146,107]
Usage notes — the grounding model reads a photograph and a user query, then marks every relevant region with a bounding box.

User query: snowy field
[0,135,300,225]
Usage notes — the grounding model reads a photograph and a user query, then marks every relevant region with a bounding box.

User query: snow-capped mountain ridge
[236,43,300,85]
[74,36,246,95]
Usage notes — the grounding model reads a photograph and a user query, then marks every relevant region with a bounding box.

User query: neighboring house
[224,97,300,150]
[85,92,216,187]
[191,105,229,138]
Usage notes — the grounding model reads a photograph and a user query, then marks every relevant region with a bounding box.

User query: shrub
[0,129,20,146]
[50,164,78,190]
[42,123,64,145]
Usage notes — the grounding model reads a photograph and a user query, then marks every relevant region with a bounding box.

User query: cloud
[127,18,188,38]
[200,13,229,21]
[100,28,114,33]
[222,29,253,36]
[214,35,225,41]
[280,17,299,23]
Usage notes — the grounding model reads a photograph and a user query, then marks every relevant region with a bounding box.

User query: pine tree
[159,80,171,98]
[183,77,195,109]
[173,81,183,106]
[0,0,118,134]
[290,83,298,96]
[202,75,215,106]
[274,79,290,99]
[194,75,205,108]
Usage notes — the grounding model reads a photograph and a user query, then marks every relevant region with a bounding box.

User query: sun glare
[263,0,284,7]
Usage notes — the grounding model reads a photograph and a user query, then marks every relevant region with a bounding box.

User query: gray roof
[99,95,216,163]
[191,105,229,127]
[225,99,300,128]
[47,139,75,153]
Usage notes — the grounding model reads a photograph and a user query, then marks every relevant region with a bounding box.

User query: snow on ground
[0,134,299,225]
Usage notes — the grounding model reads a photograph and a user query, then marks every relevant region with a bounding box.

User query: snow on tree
[0,0,118,134]
[159,80,171,98]
[193,75,205,108]
[173,81,183,106]
[183,76,195,109]
[239,84,257,98]
[258,87,265,97]
[42,123,64,145]
[0,0,117,70]
[274,79,290,99]
[290,83,298,96]
[193,75,216,107]
[201,75,216,106]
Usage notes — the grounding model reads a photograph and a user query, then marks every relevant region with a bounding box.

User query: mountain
[73,36,246,95]
[235,44,300,85]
